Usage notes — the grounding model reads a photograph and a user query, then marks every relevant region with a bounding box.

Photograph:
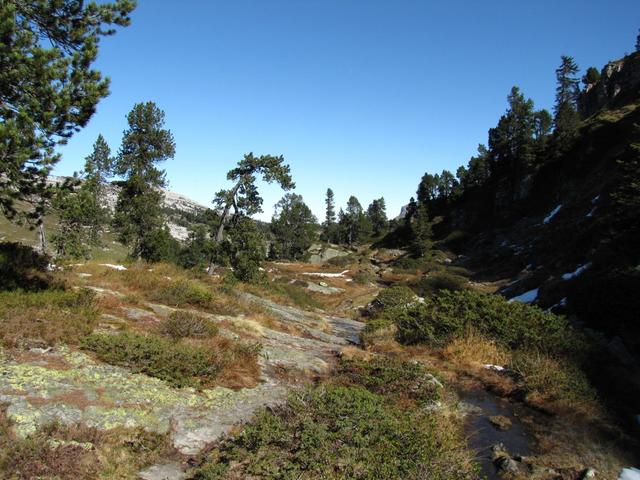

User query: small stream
[460,389,535,479]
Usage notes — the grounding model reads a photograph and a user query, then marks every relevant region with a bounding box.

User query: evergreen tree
[179,224,215,270]
[344,196,364,245]
[417,173,438,205]
[82,134,114,240]
[636,29,640,52]
[225,217,266,282]
[437,170,458,200]
[324,188,336,226]
[582,67,601,87]
[51,178,102,259]
[488,86,536,177]
[113,102,175,260]
[212,153,293,239]
[209,153,294,273]
[465,145,491,188]
[410,204,432,258]
[366,198,388,236]
[0,0,134,225]
[270,194,317,260]
[554,55,581,147]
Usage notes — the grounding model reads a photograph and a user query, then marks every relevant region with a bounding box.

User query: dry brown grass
[442,328,511,367]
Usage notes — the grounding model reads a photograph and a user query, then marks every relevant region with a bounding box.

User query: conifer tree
[410,204,432,258]
[554,56,581,147]
[325,188,336,226]
[271,194,317,260]
[367,198,388,236]
[0,0,134,225]
[113,102,175,260]
[636,29,640,52]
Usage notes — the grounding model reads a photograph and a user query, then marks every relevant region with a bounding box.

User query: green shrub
[410,272,468,297]
[152,280,213,307]
[193,384,475,480]
[393,290,584,354]
[81,332,224,388]
[374,285,416,310]
[160,311,218,339]
[336,357,442,405]
[363,317,394,335]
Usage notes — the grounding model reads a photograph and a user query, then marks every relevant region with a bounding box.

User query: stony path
[0,286,364,479]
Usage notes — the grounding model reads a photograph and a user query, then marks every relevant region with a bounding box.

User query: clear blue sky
[54,0,640,221]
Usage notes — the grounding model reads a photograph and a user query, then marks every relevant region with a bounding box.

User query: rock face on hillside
[580,51,640,118]
[48,176,208,241]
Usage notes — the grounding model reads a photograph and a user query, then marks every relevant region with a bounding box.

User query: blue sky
[55,0,640,221]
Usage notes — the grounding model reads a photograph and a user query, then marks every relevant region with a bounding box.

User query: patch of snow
[586,207,597,218]
[543,204,562,224]
[99,263,127,271]
[561,263,592,281]
[484,364,506,372]
[619,468,640,480]
[509,288,538,303]
[592,195,600,204]
[302,270,350,278]
[547,297,567,312]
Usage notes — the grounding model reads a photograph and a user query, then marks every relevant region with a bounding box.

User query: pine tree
[636,29,640,52]
[325,188,336,226]
[113,102,176,260]
[51,178,102,259]
[344,196,366,245]
[82,135,114,241]
[271,194,317,260]
[367,198,388,236]
[554,56,581,147]
[410,204,432,258]
[0,1,134,224]
[417,173,438,206]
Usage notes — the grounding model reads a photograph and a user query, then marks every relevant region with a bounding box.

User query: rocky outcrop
[580,52,640,118]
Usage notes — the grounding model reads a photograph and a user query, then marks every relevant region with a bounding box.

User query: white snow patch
[619,468,640,480]
[302,270,350,278]
[543,204,562,224]
[509,288,538,303]
[586,207,597,218]
[484,364,506,372]
[99,263,127,271]
[592,195,600,204]
[562,263,591,281]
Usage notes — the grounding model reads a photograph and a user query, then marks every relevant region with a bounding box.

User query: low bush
[192,384,475,480]
[151,280,213,307]
[336,357,442,405]
[393,290,585,354]
[81,331,225,388]
[410,272,468,297]
[0,288,98,348]
[374,285,416,310]
[160,311,218,339]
